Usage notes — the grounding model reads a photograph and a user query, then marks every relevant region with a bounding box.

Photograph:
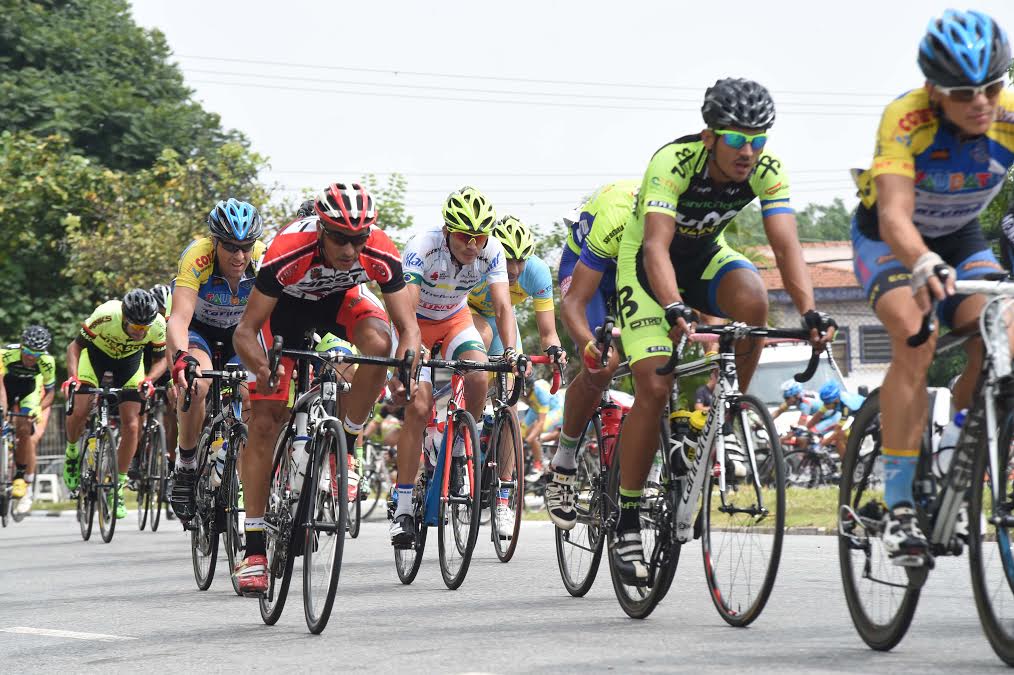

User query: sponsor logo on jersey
[405,252,425,269]
[930,149,950,161]
[897,107,933,132]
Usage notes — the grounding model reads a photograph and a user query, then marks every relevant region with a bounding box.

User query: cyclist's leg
[441,309,489,424]
[175,331,214,468]
[340,285,394,452]
[63,350,100,490]
[471,310,496,353]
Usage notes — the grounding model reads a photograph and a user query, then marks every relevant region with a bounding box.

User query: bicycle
[180,350,249,595]
[134,387,169,532]
[259,335,415,634]
[0,406,35,526]
[782,425,842,488]
[360,438,395,520]
[67,384,126,543]
[391,351,527,589]
[838,275,1014,666]
[606,321,823,621]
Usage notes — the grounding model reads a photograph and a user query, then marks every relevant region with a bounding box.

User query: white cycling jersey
[402,228,508,320]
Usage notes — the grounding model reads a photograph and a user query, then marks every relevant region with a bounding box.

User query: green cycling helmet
[493,215,535,260]
[443,186,497,234]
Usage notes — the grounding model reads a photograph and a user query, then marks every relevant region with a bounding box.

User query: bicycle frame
[423,371,472,526]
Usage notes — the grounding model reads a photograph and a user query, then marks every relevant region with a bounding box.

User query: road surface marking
[0,627,138,642]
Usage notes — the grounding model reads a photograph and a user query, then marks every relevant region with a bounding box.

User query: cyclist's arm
[560,260,602,350]
[0,375,6,413]
[534,308,561,352]
[807,408,827,428]
[233,288,279,390]
[489,281,517,353]
[876,174,925,269]
[145,350,168,382]
[643,212,681,306]
[66,336,85,381]
[763,212,816,315]
[383,285,422,361]
[166,285,197,360]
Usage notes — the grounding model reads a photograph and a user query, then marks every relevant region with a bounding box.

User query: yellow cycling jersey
[80,300,167,360]
[174,237,266,331]
[853,87,1014,238]
[564,180,640,260]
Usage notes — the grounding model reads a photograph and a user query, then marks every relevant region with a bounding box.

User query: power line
[269,167,856,177]
[177,53,900,98]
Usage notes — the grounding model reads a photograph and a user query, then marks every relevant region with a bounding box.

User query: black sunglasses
[320,226,370,246]
[216,238,256,254]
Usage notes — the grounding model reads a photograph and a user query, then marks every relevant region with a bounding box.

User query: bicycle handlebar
[594,316,620,369]
[529,354,564,394]
[907,272,1014,347]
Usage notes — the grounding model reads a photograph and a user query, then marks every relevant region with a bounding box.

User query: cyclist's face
[505,259,526,283]
[123,320,149,341]
[215,238,254,278]
[445,227,483,265]
[318,226,367,270]
[704,126,764,182]
[20,350,38,367]
[931,83,998,136]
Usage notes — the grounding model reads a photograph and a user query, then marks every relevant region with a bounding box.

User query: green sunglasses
[713,129,769,150]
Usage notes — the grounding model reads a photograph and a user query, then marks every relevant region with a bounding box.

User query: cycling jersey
[468,254,554,317]
[255,217,405,301]
[564,180,640,266]
[778,395,821,417]
[852,88,1014,240]
[1,346,56,416]
[173,236,265,331]
[402,228,508,320]
[523,380,563,430]
[79,300,167,360]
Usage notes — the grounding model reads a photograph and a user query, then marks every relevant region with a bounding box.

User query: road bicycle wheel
[191,435,219,591]
[968,402,1014,665]
[347,453,362,539]
[782,449,818,488]
[303,423,348,634]
[149,424,167,532]
[606,422,676,619]
[1,439,10,528]
[260,431,298,625]
[438,409,482,590]
[394,473,429,585]
[837,389,922,651]
[702,394,785,627]
[361,442,387,519]
[555,416,605,597]
[224,428,246,596]
[96,428,118,543]
[136,433,151,530]
[77,449,94,540]
[490,407,523,562]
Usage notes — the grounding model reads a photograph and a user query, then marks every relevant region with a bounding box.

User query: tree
[796,197,852,242]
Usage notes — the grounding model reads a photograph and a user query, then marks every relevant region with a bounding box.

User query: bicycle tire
[77,450,94,541]
[490,407,524,562]
[1,440,10,528]
[837,389,921,651]
[555,415,605,597]
[191,432,219,591]
[968,403,1014,665]
[348,454,362,539]
[97,428,118,543]
[702,394,785,627]
[361,442,387,519]
[224,426,246,596]
[606,422,675,619]
[782,449,817,488]
[303,422,348,634]
[260,429,298,625]
[149,423,167,532]
[395,473,429,585]
[438,409,482,590]
[137,429,151,530]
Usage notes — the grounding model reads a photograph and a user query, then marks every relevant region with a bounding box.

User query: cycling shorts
[558,245,616,351]
[852,216,1003,327]
[78,346,145,402]
[417,308,486,385]
[616,240,756,364]
[472,311,522,357]
[251,285,388,402]
[3,373,44,418]
[188,329,243,367]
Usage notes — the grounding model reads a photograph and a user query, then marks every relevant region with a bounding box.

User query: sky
[130,0,1014,236]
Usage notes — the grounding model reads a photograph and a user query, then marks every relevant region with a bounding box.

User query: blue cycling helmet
[819,382,841,404]
[918,10,1011,86]
[781,380,803,399]
[207,198,264,242]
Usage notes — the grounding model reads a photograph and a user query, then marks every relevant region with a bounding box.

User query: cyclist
[62,289,168,519]
[166,199,265,522]
[521,376,563,479]
[233,182,421,594]
[468,215,566,479]
[0,326,57,514]
[547,180,638,530]
[772,379,821,423]
[391,186,520,547]
[1001,196,1014,270]
[849,9,1013,564]
[611,78,835,585]
[804,381,866,458]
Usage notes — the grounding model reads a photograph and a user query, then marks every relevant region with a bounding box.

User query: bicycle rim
[606,423,674,619]
[150,426,167,532]
[347,456,361,539]
[837,389,921,651]
[260,431,297,625]
[97,429,118,543]
[395,475,428,585]
[191,435,219,590]
[491,407,524,562]
[438,410,482,590]
[77,452,94,540]
[969,404,1014,665]
[703,394,785,627]
[137,436,150,530]
[304,426,347,634]
[224,439,245,596]
[555,416,605,597]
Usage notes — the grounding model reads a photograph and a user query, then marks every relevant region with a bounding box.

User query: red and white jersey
[255,217,405,301]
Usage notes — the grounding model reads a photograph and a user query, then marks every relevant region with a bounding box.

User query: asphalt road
[0,512,1008,672]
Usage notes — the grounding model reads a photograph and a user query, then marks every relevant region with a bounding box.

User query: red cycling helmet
[313,182,378,232]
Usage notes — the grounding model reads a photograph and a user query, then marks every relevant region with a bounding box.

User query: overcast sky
[130,1,1014,236]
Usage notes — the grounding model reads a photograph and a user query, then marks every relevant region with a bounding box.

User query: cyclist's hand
[583,340,619,374]
[664,302,697,346]
[61,376,80,397]
[388,377,409,406]
[910,252,955,313]
[172,351,200,389]
[546,344,568,369]
[255,363,285,395]
[138,378,155,398]
[801,309,837,349]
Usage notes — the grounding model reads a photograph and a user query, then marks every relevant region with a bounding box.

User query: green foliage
[360,173,414,247]
[795,197,852,242]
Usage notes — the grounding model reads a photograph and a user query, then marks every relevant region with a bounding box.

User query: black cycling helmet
[122,288,158,325]
[21,325,51,352]
[207,198,264,242]
[296,199,317,219]
[918,9,1011,86]
[701,78,776,130]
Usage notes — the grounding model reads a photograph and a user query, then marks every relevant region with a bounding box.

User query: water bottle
[935,409,967,478]
[480,413,494,452]
[290,411,310,499]
[681,410,708,471]
[210,437,227,489]
[423,422,443,472]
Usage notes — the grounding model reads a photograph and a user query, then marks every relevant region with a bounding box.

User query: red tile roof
[754,240,859,290]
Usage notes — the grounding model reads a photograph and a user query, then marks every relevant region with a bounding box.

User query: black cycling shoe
[127,456,141,481]
[611,527,650,587]
[449,457,468,498]
[169,467,198,522]
[390,514,416,549]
